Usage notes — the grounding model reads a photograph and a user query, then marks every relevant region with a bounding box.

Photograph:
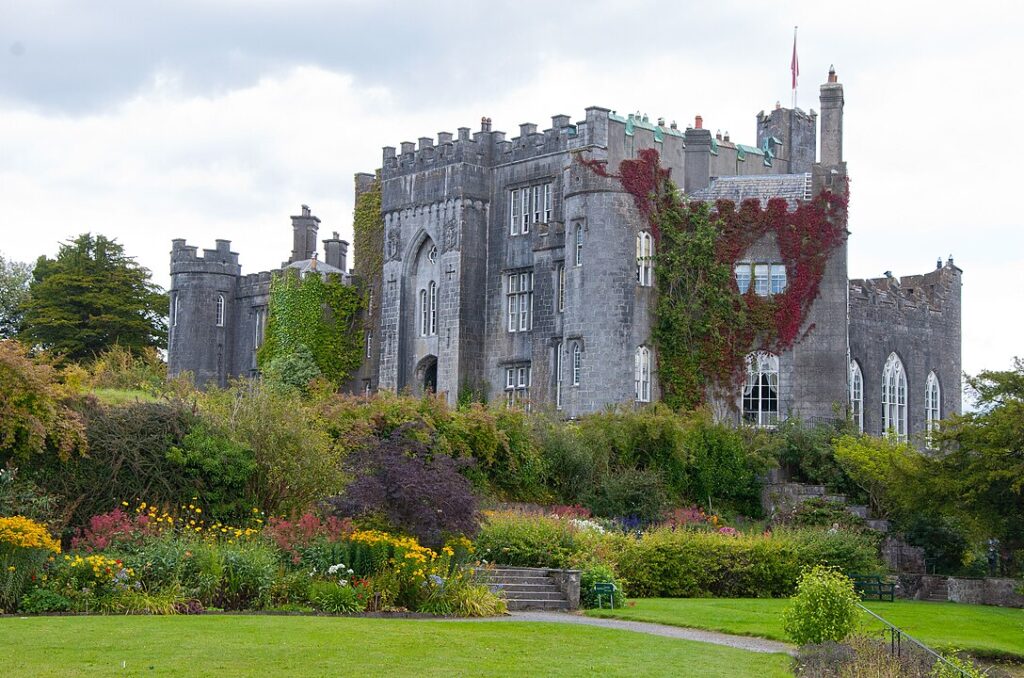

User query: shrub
[326,423,478,546]
[0,467,62,533]
[613,527,880,598]
[790,498,867,532]
[585,467,669,522]
[536,419,596,504]
[308,580,364,614]
[782,565,860,645]
[578,562,626,609]
[448,579,507,617]
[0,515,62,611]
[18,587,72,613]
[474,511,579,568]
[87,345,166,392]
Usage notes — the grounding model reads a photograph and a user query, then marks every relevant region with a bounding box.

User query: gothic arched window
[882,353,907,440]
[636,232,654,287]
[743,351,779,427]
[925,371,941,446]
[215,295,225,327]
[574,224,583,266]
[572,342,581,385]
[635,346,651,402]
[428,281,437,336]
[419,289,428,337]
[555,341,564,410]
[850,360,864,433]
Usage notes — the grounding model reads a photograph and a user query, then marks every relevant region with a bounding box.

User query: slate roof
[689,173,811,208]
[285,257,349,280]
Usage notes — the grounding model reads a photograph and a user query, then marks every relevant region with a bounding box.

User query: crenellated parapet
[850,258,961,316]
[171,238,241,277]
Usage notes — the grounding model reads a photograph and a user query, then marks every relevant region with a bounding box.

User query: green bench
[851,574,895,602]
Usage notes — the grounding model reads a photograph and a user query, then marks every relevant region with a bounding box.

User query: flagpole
[792,26,798,110]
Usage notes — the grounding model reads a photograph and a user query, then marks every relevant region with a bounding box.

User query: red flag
[791,29,799,90]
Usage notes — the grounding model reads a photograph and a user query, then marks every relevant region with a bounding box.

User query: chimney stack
[289,205,321,264]
[323,231,349,272]
[819,67,844,166]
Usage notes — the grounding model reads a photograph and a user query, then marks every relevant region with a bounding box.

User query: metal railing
[857,603,970,677]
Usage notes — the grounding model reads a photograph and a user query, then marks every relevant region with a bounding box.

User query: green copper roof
[609,112,686,139]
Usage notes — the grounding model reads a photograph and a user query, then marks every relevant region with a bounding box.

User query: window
[254,308,264,349]
[574,224,583,266]
[428,281,437,336]
[510,183,553,235]
[171,293,179,327]
[735,264,752,294]
[557,263,565,313]
[743,352,779,427]
[635,346,651,402]
[770,264,787,295]
[510,189,521,235]
[850,360,864,433]
[925,371,941,446]
[505,365,531,408]
[754,264,770,296]
[555,341,563,410]
[215,295,225,327]
[365,331,372,359]
[506,271,534,332]
[636,232,654,287]
[427,246,437,264]
[882,353,907,440]
[572,342,581,385]
[419,289,428,336]
[735,262,787,296]
[363,380,372,397]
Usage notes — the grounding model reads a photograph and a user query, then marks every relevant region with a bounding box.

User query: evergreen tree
[21,234,166,361]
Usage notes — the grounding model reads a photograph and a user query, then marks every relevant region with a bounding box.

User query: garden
[2,340,1023,676]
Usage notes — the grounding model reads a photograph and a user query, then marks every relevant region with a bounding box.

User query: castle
[168,68,961,442]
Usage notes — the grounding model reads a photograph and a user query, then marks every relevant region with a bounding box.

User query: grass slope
[588,598,1024,658]
[0,615,794,678]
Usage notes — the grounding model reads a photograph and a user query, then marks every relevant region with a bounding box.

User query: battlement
[170,238,241,276]
[850,258,961,313]
[238,270,275,297]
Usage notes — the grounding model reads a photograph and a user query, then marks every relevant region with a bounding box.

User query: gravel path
[424,611,795,656]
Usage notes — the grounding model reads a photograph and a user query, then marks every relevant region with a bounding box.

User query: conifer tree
[21,234,166,361]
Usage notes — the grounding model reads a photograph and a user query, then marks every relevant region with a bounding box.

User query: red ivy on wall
[581,148,849,406]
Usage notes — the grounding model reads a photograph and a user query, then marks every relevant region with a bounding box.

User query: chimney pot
[828,65,838,83]
[694,115,703,129]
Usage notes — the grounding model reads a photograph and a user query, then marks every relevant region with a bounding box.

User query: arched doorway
[414,354,438,395]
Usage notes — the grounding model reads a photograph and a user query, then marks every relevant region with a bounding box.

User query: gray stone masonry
[168,69,961,439]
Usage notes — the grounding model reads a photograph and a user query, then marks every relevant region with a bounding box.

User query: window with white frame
[850,360,864,433]
[734,262,787,296]
[171,293,179,327]
[636,232,654,287]
[925,371,941,446]
[743,351,780,427]
[365,331,372,359]
[574,224,583,266]
[555,341,563,410]
[509,182,553,236]
[506,271,534,332]
[215,295,225,327]
[505,365,531,408]
[635,346,651,402]
[428,281,437,336]
[557,263,565,313]
[571,342,581,385]
[419,289,428,337]
[882,352,907,440]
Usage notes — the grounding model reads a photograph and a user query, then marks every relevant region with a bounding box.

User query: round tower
[169,238,241,387]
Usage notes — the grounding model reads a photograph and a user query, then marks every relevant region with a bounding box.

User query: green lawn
[588,598,1024,658]
[0,615,794,677]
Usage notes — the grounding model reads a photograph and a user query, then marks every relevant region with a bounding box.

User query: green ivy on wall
[257,270,364,387]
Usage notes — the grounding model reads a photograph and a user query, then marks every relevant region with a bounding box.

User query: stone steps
[924,579,949,602]
[472,567,572,611]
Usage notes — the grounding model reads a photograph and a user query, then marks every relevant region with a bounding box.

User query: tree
[20,234,166,362]
[0,340,87,464]
[0,253,32,339]
[934,358,1024,571]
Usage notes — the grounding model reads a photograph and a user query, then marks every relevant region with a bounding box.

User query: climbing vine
[581,149,848,410]
[257,270,364,387]
[352,174,383,357]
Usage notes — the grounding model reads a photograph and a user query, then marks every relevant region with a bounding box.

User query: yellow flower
[195,508,201,514]
[121,501,129,507]
[7,566,15,572]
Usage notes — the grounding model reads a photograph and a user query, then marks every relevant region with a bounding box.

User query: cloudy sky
[1,0,1021,385]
